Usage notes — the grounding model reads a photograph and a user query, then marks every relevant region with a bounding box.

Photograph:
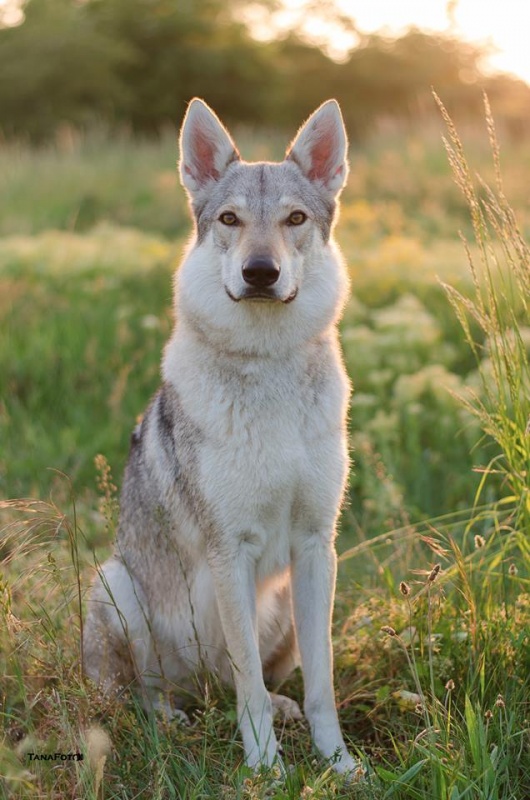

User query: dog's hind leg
[84,557,186,718]
[269,692,303,721]
[83,558,144,693]
[260,581,302,721]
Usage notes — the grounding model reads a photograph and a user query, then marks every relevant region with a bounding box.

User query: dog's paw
[269,693,303,722]
[250,755,290,782]
[330,752,367,783]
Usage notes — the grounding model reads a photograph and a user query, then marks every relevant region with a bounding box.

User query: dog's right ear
[179,99,240,195]
[286,100,348,198]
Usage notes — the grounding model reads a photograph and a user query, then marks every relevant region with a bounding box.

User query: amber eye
[287,210,307,226]
[219,212,239,226]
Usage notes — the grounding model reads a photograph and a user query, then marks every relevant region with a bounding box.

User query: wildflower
[428,564,442,583]
[484,710,493,721]
[399,581,411,596]
[474,535,485,549]
[495,694,505,708]
[509,563,518,576]
[381,626,397,637]
[445,679,455,692]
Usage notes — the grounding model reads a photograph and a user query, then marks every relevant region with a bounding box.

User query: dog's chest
[193,356,345,540]
[203,371,307,487]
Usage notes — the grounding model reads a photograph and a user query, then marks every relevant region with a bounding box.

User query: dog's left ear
[286,100,348,197]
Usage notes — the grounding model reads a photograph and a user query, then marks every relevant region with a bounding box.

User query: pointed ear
[179,98,240,195]
[286,100,348,197]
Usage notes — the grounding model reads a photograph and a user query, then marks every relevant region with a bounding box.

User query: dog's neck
[162,313,334,385]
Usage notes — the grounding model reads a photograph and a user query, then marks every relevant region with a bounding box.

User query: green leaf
[382,759,429,797]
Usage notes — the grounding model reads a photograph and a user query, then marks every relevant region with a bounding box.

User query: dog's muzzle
[226,256,297,303]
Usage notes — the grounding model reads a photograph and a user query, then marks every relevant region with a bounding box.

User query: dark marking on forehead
[257,164,267,222]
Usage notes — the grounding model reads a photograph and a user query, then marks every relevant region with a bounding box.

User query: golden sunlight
[247,0,530,83]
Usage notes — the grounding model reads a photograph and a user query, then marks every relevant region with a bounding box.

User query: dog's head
[175,98,349,353]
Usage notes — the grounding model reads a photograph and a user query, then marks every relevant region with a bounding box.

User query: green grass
[0,226,179,504]
[1,115,529,798]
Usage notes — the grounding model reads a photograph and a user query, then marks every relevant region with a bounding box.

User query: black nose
[242,256,280,288]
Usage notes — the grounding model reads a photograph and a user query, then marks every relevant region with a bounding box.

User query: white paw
[331,751,366,782]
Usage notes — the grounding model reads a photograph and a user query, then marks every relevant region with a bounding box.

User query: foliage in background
[1,0,530,141]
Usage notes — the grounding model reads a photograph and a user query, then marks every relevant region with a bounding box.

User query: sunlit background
[254,0,530,82]
[5,0,529,81]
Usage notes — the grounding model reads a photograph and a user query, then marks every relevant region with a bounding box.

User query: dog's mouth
[225,287,298,304]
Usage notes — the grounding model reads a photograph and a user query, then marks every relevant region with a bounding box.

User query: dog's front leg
[208,542,278,770]
[291,534,357,774]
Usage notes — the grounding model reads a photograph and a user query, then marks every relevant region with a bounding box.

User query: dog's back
[84,98,359,776]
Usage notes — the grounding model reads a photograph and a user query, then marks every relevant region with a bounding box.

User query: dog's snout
[242,256,280,288]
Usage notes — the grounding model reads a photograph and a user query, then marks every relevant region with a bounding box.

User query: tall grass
[437,93,530,539]
[337,97,530,798]
[418,96,530,797]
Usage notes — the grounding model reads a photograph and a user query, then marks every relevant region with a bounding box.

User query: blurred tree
[0,0,281,138]
[333,30,490,137]
[0,0,134,138]
[0,0,528,141]
[271,29,498,142]
[86,0,280,130]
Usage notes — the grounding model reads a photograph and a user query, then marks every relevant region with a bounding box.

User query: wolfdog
[83,98,358,775]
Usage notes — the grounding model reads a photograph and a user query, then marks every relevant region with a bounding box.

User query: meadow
[0,111,529,798]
